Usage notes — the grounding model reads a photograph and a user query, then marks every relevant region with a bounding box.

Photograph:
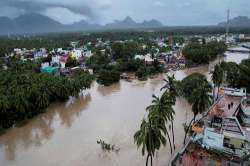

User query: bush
[183,41,227,65]
[180,73,210,103]
[97,69,120,86]
[136,66,148,80]
[221,59,250,91]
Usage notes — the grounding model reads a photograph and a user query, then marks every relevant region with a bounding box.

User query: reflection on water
[0,55,247,166]
[97,83,121,96]
[0,94,91,162]
[0,77,193,166]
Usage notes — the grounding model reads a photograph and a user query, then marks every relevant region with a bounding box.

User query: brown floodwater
[0,53,248,166]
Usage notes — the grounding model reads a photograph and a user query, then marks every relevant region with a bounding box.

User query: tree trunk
[212,85,215,103]
[150,155,153,166]
[217,85,220,100]
[146,154,150,166]
[166,130,173,154]
[171,121,176,150]
[183,115,196,145]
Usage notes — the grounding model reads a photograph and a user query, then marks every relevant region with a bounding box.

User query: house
[59,55,69,69]
[134,55,144,60]
[41,65,59,74]
[221,87,247,97]
[227,47,250,54]
[202,128,224,150]
[238,97,250,126]
[83,50,92,58]
[71,49,82,60]
[191,87,250,157]
[34,48,47,59]
[51,55,60,65]
[41,62,50,68]
[239,34,245,39]
[144,54,154,65]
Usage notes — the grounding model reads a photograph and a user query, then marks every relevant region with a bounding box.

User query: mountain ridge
[218,16,250,27]
[105,16,163,29]
[1,13,250,35]
[0,14,164,34]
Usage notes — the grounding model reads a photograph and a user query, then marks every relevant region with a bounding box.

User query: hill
[218,16,250,27]
[0,14,164,35]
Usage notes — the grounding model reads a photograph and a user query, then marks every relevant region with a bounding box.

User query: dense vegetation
[86,41,164,85]
[220,59,250,91]
[97,69,120,86]
[2,25,249,57]
[183,41,227,65]
[179,73,211,103]
[0,60,94,129]
[178,73,212,144]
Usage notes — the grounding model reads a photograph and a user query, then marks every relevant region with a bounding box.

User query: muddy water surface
[0,53,248,166]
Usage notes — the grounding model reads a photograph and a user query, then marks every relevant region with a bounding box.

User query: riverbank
[0,63,94,130]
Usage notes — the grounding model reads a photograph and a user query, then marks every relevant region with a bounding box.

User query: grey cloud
[0,0,250,25]
[0,0,96,19]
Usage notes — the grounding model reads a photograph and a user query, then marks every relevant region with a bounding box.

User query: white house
[145,54,154,65]
[60,62,66,69]
[41,62,50,68]
[51,55,60,65]
[71,49,82,60]
[239,34,245,39]
[134,55,144,60]
[83,50,92,58]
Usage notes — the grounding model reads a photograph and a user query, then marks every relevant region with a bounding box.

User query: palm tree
[183,82,211,145]
[36,86,50,109]
[211,64,223,102]
[0,93,10,128]
[0,94,9,112]
[146,94,175,154]
[161,75,178,100]
[162,92,176,150]
[161,75,177,150]
[134,118,166,166]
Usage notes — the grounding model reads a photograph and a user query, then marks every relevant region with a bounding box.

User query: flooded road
[0,53,248,166]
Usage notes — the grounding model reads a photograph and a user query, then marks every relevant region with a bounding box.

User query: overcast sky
[0,0,250,25]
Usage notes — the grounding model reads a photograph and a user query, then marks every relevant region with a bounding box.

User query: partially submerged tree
[134,118,166,166]
[180,73,212,145]
[210,63,223,101]
[161,75,178,150]
[146,94,174,154]
[97,139,120,153]
[134,91,176,166]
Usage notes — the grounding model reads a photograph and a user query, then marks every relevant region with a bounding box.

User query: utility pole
[226,9,230,43]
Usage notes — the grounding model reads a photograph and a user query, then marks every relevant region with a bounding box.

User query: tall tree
[134,118,166,166]
[180,73,211,145]
[161,75,177,150]
[146,94,175,154]
[210,63,223,101]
